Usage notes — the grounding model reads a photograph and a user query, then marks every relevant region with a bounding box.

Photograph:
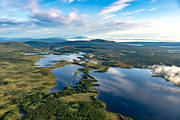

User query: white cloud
[122,8,157,16]
[0,0,143,38]
[23,0,39,13]
[98,14,116,21]
[63,0,85,4]
[0,0,142,38]
[122,9,145,15]
[99,0,134,15]
[22,0,87,27]
[150,65,180,85]
[67,0,74,3]
[19,0,141,36]
[0,0,179,41]
[148,7,157,11]
[94,17,180,42]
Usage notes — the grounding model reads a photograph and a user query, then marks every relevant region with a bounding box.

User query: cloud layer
[99,0,134,15]
[0,0,179,40]
[0,0,145,38]
[150,65,180,85]
[63,0,85,4]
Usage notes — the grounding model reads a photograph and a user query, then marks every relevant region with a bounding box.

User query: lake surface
[25,51,51,56]
[35,52,84,67]
[90,67,180,120]
[32,52,84,92]
[35,52,180,120]
[50,64,82,92]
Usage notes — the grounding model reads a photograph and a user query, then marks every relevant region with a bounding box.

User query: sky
[0,0,180,42]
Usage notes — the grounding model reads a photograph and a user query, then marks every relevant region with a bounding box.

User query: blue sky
[0,0,180,41]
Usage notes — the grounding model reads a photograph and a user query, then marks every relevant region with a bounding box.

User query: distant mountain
[119,42,180,48]
[24,41,51,48]
[63,39,114,44]
[0,38,67,43]
[54,39,117,47]
[25,39,180,49]
[37,38,66,43]
[0,38,35,42]
[70,36,89,39]
[90,39,114,43]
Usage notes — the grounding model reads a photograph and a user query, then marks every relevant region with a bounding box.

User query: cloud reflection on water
[36,52,84,67]
[91,67,180,120]
[94,67,135,96]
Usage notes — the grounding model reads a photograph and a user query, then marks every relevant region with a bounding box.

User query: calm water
[90,67,180,120]
[50,64,82,92]
[35,52,84,67]
[35,53,180,120]
[25,51,50,56]
[33,52,84,92]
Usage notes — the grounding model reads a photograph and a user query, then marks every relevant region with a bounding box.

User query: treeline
[21,98,107,120]
[1,70,113,120]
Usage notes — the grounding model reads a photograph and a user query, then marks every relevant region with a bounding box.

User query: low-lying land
[26,40,180,67]
[0,42,131,120]
[0,42,56,118]
[2,40,180,119]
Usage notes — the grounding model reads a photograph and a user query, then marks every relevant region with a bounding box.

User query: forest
[0,42,131,120]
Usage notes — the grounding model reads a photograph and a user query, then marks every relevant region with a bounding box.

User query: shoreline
[45,60,132,120]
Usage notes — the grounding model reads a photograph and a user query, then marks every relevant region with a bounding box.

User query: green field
[0,42,131,120]
[2,40,180,120]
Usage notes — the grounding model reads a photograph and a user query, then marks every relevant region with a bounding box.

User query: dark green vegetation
[59,40,180,67]
[3,71,106,120]
[2,39,179,120]
[0,42,56,117]
[0,42,131,120]
[26,40,180,68]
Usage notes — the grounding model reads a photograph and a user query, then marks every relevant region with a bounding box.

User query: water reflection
[34,52,84,92]
[50,65,82,92]
[34,51,180,120]
[36,52,84,67]
[25,51,50,55]
[90,67,180,120]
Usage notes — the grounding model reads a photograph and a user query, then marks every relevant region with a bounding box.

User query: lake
[35,52,85,67]
[90,67,180,120]
[50,64,82,92]
[35,52,180,120]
